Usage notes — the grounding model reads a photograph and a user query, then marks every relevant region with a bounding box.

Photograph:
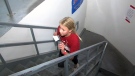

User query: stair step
[13,64,41,76]
[78,54,86,61]
[38,69,55,76]
[88,61,95,68]
[97,72,106,76]
[46,65,64,75]
[73,67,86,76]
[35,58,44,64]
[0,68,14,76]
[76,72,85,76]
[13,64,26,72]
[25,61,37,68]
[51,54,57,59]
[60,66,74,76]
[55,52,59,57]
[43,56,52,62]
[31,74,41,76]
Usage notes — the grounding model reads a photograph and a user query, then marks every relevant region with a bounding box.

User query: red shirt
[57,26,80,53]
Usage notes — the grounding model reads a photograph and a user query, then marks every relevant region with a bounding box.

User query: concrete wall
[85,0,135,65]
[0,0,87,61]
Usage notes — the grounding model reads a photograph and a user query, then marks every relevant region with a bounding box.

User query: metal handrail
[0,22,56,29]
[9,41,108,76]
[0,22,57,63]
[0,40,54,48]
[0,21,79,64]
[0,22,108,76]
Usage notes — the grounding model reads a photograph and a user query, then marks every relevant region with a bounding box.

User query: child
[54,17,80,70]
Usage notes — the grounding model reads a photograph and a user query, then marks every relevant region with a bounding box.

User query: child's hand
[58,42,65,51]
[53,32,57,36]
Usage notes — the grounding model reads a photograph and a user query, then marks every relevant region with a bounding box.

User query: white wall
[0,0,87,61]
[85,0,135,65]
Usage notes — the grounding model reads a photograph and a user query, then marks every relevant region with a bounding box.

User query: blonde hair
[60,17,82,41]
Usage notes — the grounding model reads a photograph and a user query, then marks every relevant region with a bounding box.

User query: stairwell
[0,27,134,76]
[0,22,109,76]
[0,47,103,76]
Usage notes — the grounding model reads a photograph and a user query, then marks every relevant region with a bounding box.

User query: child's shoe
[73,63,79,71]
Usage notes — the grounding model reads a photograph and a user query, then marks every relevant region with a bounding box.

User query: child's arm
[58,42,68,55]
[53,26,60,36]
[53,32,57,36]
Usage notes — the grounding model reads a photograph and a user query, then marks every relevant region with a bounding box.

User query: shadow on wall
[0,26,11,38]
[27,0,44,13]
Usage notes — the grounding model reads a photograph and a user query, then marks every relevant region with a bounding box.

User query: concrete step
[35,58,44,64]
[51,54,57,59]
[12,64,26,72]
[97,72,106,76]
[25,61,37,68]
[43,56,52,62]
[46,64,64,76]
[31,74,41,76]
[0,68,14,76]
[38,69,55,76]
[76,72,85,76]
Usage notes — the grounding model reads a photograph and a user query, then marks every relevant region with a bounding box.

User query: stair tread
[51,54,57,59]
[13,64,26,72]
[32,74,41,76]
[0,68,14,76]
[43,56,51,62]
[35,58,44,64]
[25,61,37,68]
[38,69,55,76]
[46,65,64,75]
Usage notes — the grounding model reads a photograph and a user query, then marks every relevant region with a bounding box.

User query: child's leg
[58,50,64,68]
[72,55,79,71]
[72,55,78,65]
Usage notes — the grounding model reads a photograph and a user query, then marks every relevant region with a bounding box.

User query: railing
[0,22,107,76]
[3,0,13,16]
[0,20,79,63]
[8,41,108,76]
[0,22,57,64]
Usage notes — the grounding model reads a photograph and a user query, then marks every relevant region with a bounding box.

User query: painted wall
[0,0,87,61]
[85,0,135,65]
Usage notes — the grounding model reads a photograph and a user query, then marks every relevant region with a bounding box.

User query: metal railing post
[8,41,107,76]
[64,59,69,76]
[84,49,89,75]
[95,42,108,76]
[4,0,13,16]
[94,46,100,64]
[30,28,39,55]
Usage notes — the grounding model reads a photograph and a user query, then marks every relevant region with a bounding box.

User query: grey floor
[0,0,44,23]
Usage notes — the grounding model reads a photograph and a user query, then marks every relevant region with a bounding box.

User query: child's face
[59,24,72,37]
